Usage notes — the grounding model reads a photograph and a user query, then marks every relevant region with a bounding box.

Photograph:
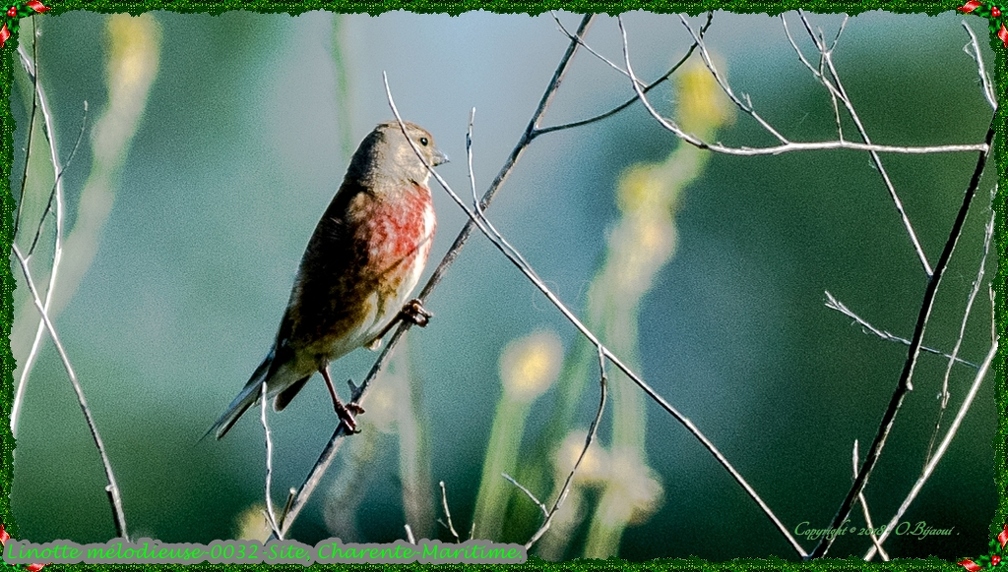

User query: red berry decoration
[993,5,1002,16]
[6,6,16,17]
[993,555,1002,566]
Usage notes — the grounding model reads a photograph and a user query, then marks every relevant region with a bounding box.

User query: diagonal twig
[623,15,987,157]
[797,11,932,277]
[272,15,596,540]
[924,195,995,463]
[536,13,713,137]
[388,77,807,557]
[438,481,462,543]
[824,291,977,368]
[521,343,608,550]
[260,382,282,540]
[809,110,997,559]
[11,244,128,537]
[852,440,889,561]
[863,339,997,560]
[13,18,39,241]
[12,39,71,436]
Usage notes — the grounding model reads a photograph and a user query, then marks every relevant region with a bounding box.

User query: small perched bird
[207,120,447,439]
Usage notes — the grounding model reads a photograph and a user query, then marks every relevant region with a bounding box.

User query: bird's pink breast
[358,183,436,295]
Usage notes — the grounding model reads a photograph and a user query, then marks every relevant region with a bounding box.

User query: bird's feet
[401,298,432,327]
[333,397,366,434]
[321,365,365,433]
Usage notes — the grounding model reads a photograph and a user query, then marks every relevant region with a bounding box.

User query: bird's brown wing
[265,180,373,408]
[274,376,311,411]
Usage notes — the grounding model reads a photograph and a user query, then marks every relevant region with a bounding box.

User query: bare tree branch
[438,481,462,543]
[272,15,597,540]
[387,78,807,557]
[502,473,549,519]
[522,343,607,550]
[13,19,39,240]
[11,244,127,537]
[924,196,994,463]
[797,11,933,277]
[852,440,889,561]
[961,21,996,111]
[536,13,713,137]
[810,111,997,559]
[863,339,998,560]
[12,39,70,436]
[618,16,987,157]
[824,291,977,368]
[260,382,282,540]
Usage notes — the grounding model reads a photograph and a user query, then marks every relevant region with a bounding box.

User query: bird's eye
[420,137,429,146]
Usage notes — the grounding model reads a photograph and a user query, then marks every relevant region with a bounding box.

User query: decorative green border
[0,1,1003,570]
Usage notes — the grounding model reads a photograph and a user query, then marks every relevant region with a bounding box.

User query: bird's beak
[432,148,449,166]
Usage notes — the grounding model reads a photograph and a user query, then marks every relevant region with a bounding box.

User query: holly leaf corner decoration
[960,0,1008,47]
[0,525,47,571]
[958,524,1008,571]
[0,0,49,49]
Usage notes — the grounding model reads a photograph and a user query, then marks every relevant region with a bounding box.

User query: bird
[206,120,448,440]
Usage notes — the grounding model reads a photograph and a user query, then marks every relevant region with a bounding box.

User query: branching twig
[388,79,806,557]
[862,339,998,561]
[502,473,549,519]
[619,16,987,157]
[260,382,282,540]
[522,343,608,550]
[11,244,127,537]
[271,15,597,540]
[824,291,977,368]
[14,19,39,240]
[852,440,889,561]
[797,11,932,277]
[924,196,994,463]
[438,481,462,543]
[27,101,88,259]
[677,15,788,144]
[810,111,996,559]
[536,13,713,137]
[12,40,70,436]
[961,21,996,111]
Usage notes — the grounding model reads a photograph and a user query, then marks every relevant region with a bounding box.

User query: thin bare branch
[863,339,997,561]
[961,21,996,110]
[551,13,631,82]
[524,343,608,550]
[924,196,994,464]
[278,487,296,529]
[502,472,549,519]
[852,440,889,561]
[11,244,127,537]
[824,291,977,368]
[439,481,462,543]
[802,11,932,277]
[537,13,713,136]
[260,382,282,540]
[811,111,996,559]
[622,16,985,157]
[27,101,88,258]
[12,39,70,436]
[404,524,416,545]
[271,15,596,540]
[678,15,788,143]
[388,78,807,557]
[14,19,39,240]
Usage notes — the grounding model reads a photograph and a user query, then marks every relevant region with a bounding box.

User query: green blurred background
[7,10,999,561]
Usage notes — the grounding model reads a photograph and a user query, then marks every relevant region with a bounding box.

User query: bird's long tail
[202,353,274,441]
